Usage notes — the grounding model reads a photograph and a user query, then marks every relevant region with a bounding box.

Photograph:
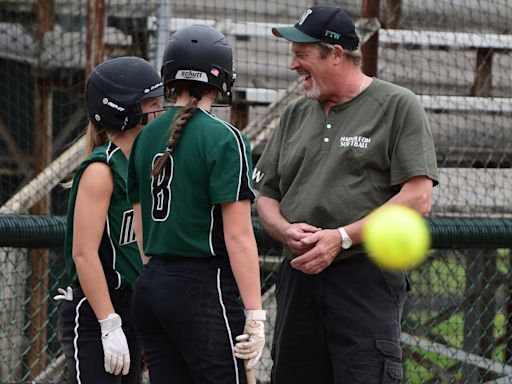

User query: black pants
[131,257,247,384]
[58,286,142,384]
[271,254,407,384]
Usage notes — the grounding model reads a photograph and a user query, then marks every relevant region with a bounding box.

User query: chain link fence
[0,247,65,382]
[1,217,512,383]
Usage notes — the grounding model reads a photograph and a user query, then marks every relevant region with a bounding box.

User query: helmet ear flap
[231,66,237,89]
[215,65,235,106]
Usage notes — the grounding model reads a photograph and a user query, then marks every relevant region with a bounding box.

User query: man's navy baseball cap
[272,5,360,50]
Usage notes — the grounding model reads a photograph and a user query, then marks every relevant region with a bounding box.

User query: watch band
[337,227,353,250]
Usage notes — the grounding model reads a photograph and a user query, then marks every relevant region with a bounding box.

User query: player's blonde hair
[61,122,111,189]
[85,121,109,156]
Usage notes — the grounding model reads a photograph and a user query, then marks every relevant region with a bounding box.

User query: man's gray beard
[302,77,321,99]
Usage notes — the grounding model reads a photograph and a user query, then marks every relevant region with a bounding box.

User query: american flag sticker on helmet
[210,68,220,77]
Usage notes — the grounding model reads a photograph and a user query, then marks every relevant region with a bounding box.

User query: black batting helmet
[85,56,164,132]
[161,25,235,104]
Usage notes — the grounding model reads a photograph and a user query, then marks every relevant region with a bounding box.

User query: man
[253,4,439,384]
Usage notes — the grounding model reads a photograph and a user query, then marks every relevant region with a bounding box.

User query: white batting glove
[53,286,73,301]
[234,310,266,369]
[98,313,130,376]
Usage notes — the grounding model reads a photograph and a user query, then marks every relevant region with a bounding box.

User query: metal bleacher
[149,3,512,220]
[1,1,510,173]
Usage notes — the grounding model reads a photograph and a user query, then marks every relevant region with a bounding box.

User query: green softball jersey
[254,78,439,260]
[65,142,142,289]
[127,107,255,259]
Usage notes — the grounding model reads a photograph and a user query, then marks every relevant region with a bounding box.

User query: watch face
[342,235,352,249]
[338,227,352,249]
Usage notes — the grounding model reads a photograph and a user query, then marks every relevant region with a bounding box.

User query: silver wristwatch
[337,227,353,250]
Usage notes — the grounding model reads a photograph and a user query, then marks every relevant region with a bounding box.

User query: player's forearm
[226,237,262,310]
[256,196,290,245]
[222,200,262,310]
[73,252,115,320]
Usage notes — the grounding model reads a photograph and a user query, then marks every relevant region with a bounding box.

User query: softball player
[56,56,163,383]
[126,25,265,384]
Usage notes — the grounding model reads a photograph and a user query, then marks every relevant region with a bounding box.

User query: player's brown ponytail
[152,95,200,178]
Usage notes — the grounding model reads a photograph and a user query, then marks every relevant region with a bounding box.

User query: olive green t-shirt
[254,78,439,260]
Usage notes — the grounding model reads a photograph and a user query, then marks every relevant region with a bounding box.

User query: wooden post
[385,0,402,29]
[230,90,249,130]
[86,0,105,79]
[362,0,381,77]
[472,48,493,97]
[462,249,497,383]
[26,0,55,378]
[0,115,29,176]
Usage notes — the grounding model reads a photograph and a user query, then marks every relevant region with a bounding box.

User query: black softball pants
[131,256,247,384]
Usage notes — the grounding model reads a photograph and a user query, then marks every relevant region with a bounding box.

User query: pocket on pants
[376,338,403,383]
[382,359,403,383]
[343,337,403,384]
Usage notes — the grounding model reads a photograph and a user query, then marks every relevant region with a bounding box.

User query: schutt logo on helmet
[175,70,208,82]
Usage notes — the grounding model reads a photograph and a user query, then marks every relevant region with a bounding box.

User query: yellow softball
[362,205,430,271]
